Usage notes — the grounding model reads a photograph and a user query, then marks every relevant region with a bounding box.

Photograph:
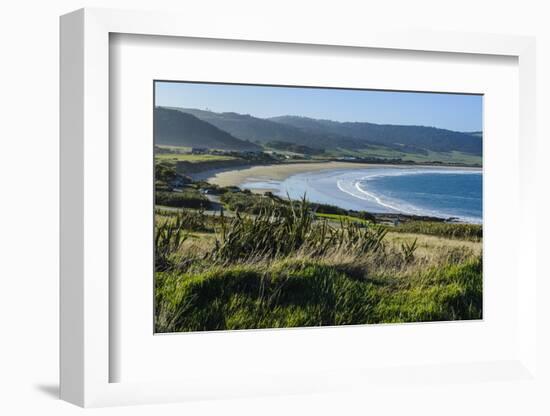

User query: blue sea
[241,167,482,223]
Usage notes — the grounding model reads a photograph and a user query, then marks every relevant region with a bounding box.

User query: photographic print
[154,81,482,333]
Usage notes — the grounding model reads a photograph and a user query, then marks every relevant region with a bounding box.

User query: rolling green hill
[168,107,373,150]
[156,107,482,164]
[154,107,261,151]
[270,115,482,156]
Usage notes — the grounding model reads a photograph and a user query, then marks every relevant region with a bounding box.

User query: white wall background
[0,1,548,414]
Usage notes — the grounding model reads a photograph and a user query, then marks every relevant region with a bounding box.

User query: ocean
[241,167,482,223]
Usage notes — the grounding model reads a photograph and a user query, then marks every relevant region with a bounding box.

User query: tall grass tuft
[155,208,210,232]
[211,195,387,263]
[155,213,188,271]
[400,238,418,262]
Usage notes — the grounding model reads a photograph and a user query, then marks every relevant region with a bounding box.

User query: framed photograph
[152,81,484,334]
[60,8,540,408]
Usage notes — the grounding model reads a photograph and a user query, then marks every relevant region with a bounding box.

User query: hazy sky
[155,81,482,132]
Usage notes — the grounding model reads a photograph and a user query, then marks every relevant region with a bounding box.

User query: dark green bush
[220,191,283,214]
[156,190,209,209]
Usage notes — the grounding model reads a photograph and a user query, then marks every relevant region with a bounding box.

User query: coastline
[195,160,482,188]
[193,161,482,224]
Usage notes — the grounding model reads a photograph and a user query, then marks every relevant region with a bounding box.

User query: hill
[157,107,482,164]
[270,115,482,156]
[154,107,261,151]
[169,108,481,157]
[169,107,372,150]
[463,131,483,139]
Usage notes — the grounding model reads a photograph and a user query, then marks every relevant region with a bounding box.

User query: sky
[155,81,483,132]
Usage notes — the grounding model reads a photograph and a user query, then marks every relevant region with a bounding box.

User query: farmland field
[155,152,238,163]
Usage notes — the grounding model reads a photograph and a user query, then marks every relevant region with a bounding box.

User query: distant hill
[270,115,482,156]
[154,107,261,151]
[463,131,483,139]
[169,107,373,150]
[265,141,324,155]
[157,107,482,163]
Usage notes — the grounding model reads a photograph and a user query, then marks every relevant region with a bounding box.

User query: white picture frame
[60,7,539,408]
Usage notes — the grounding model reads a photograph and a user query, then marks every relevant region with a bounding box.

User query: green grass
[155,208,211,232]
[315,212,370,224]
[323,147,482,166]
[387,221,482,241]
[156,145,192,152]
[155,256,482,332]
[220,189,377,222]
[365,147,481,165]
[154,196,482,332]
[212,196,386,263]
[155,153,238,163]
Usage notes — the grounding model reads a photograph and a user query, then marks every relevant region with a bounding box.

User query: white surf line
[356,168,480,181]
[353,181,416,215]
[336,179,371,202]
[356,177,482,223]
[336,179,411,214]
[337,177,445,218]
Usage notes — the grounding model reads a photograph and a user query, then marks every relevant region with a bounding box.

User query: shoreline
[193,161,482,224]
[195,160,482,188]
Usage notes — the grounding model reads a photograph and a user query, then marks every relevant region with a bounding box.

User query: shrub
[220,191,282,214]
[155,161,178,183]
[156,190,209,209]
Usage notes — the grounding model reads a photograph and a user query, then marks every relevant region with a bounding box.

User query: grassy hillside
[154,194,482,332]
[271,115,482,156]
[171,107,316,144]
[173,107,378,151]
[322,147,482,166]
[158,107,483,165]
[155,153,237,163]
[156,257,481,331]
[154,107,261,151]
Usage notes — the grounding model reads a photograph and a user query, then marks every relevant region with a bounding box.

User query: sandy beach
[198,161,477,188]
[198,161,388,187]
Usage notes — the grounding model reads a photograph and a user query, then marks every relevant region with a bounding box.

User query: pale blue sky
[155,81,482,132]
